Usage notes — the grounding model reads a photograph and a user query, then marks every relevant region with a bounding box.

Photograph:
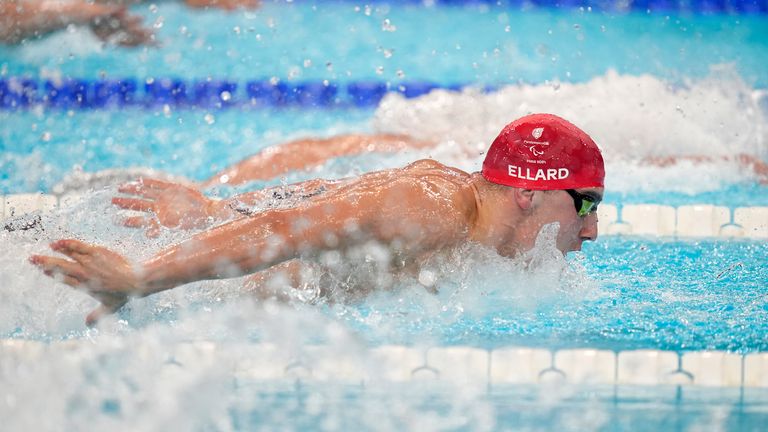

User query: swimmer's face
[538,187,603,254]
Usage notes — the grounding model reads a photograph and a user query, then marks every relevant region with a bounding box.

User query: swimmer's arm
[200,134,433,189]
[137,178,466,294]
[32,177,464,299]
[0,1,152,45]
[136,196,372,293]
[0,1,97,43]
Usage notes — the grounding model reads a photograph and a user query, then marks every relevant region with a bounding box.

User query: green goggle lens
[565,189,600,217]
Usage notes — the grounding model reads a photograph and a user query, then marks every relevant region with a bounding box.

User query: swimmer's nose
[579,211,599,242]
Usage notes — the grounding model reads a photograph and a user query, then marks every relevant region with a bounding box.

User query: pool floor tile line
[2,339,767,390]
[2,193,766,238]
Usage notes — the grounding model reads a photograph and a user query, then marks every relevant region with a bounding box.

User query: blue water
[2,3,767,86]
[5,235,765,353]
[1,2,767,201]
[1,3,767,431]
[313,237,768,352]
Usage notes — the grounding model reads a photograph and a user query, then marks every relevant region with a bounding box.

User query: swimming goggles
[565,189,601,217]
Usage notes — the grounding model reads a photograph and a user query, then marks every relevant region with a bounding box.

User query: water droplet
[204,113,215,125]
[162,104,171,116]
[179,25,188,35]
[375,66,384,75]
[505,25,510,32]
[153,17,164,29]
[364,5,372,15]
[382,48,393,58]
[233,26,241,34]
[269,76,279,85]
[220,91,231,101]
[381,19,397,32]
[326,62,333,71]
[418,269,436,287]
[573,24,581,30]
[149,3,158,13]
[396,69,405,78]
[303,59,312,68]
[40,132,51,142]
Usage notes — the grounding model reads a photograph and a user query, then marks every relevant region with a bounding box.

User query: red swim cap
[482,113,605,190]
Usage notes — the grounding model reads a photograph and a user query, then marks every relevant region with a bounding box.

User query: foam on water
[373,69,768,192]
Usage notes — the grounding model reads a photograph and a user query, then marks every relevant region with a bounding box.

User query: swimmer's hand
[112,178,222,237]
[88,7,156,47]
[29,239,144,326]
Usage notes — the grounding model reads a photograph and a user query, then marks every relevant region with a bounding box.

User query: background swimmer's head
[481,113,605,190]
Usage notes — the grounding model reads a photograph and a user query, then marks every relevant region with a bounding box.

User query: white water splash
[373,69,768,191]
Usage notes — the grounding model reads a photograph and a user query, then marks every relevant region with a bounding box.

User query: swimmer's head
[482,113,604,190]
[479,114,604,256]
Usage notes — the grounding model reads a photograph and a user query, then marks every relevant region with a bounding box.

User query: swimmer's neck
[465,173,526,257]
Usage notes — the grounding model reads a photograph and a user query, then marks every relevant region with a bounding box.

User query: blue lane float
[304,0,767,14]
[0,77,456,110]
[0,78,36,108]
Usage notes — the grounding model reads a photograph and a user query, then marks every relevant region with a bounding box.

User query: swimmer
[31,113,604,324]
[0,0,154,46]
[0,0,260,46]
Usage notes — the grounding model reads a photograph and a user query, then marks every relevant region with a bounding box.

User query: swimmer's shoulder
[398,159,475,203]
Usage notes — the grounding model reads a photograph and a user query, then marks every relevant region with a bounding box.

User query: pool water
[2,212,766,353]
[2,2,767,85]
[1,2,767,431]
[1,2,768,201]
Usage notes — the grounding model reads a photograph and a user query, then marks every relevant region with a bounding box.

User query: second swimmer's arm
[200,134,433,189]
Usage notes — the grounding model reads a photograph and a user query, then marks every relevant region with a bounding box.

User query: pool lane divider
[2,339,768,388]
[317,0,768,15]
[2,194,768,238]
[0,77,466,110]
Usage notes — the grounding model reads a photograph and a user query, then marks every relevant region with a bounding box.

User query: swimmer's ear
[513,188,536,211]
